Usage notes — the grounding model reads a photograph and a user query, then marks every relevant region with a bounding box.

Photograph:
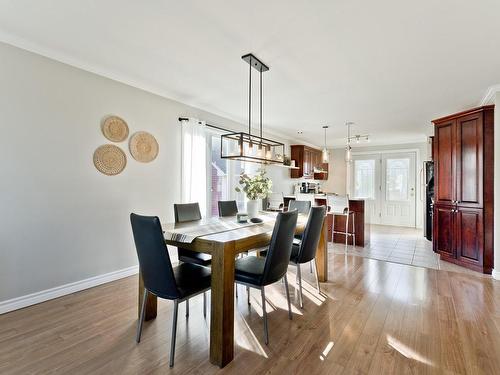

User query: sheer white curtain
[181,118,207,215]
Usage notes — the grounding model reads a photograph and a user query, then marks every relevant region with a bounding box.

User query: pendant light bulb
[345,145,352,163]
[265,145,272,159]
[322,125,329,163]
[322,148,329,163]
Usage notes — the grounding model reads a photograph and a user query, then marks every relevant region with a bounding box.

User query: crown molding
[479,84,500,105]
[0,31,301,147]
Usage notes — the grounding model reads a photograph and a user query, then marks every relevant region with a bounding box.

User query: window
[207,129,255,216]
[353,159,376,199]
[209,133,229,216]
[385,158,409,201]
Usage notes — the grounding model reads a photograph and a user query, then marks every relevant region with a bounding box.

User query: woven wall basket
[93,144,127,175]
[129,131,159,163]
[101,116,129,142]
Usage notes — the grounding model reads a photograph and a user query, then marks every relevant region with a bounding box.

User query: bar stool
[327,194,355,247]
[267,192,284,211]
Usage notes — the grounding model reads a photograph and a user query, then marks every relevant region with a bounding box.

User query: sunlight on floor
[236,314,269,358]
[319,341,334,361]
[387,335,434,366]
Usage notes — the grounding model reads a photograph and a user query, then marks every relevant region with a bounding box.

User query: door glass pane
[386,158,409,201]
[353,160,376,199]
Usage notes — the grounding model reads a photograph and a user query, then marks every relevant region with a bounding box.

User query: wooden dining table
[138,211,328,368]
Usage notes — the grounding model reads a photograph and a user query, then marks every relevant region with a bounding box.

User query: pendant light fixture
[221,53,285,164]
[322,125,329,163]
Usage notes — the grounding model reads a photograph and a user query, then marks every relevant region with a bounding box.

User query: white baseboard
[492,269,500,281]
[0,265,139,314]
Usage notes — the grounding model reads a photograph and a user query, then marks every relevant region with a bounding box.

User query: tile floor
[331,224,440,269]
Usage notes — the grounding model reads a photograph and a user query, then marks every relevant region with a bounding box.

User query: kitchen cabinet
[290,145,328,180]
[456,207,483,267]
[433,205,455,258]
[432,105,494,273]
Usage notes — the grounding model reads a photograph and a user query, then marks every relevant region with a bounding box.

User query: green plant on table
[235,169,273,200]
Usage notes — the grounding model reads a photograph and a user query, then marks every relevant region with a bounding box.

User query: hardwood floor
[1,253,500,374]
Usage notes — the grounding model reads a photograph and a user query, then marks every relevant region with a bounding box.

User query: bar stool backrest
[327,194,349,214]
[267,192,284,211]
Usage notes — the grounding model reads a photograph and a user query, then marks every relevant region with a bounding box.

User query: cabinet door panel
[456,208,483,265]
[434,121,456,205]
[433,205,455,257]
[456,113,483,208]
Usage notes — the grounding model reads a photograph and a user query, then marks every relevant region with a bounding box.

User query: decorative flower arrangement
[235,169,273,200]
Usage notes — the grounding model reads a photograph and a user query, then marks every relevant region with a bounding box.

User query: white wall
[322,149,347,194]
[0,42,295,303]
[494,93,500,280]
[322,142,428,229]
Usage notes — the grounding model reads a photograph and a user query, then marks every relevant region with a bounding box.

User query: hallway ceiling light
[221,53,285,164]
[345,122,370,162]
[345,121,354,163]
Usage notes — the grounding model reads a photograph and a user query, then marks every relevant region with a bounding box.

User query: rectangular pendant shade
[221,132,285,164]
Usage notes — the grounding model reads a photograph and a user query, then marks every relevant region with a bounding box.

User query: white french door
[380,152,416,226]
[350,151,417,227]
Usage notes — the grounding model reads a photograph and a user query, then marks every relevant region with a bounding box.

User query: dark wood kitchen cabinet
[290,145,328,180]
[456,207,484,267]
[433,205,455,258]
[432,105,494,274]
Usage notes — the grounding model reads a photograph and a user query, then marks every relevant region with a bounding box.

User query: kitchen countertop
[283,193,328,199]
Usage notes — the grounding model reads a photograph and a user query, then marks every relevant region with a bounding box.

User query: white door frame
[349,148,420,228]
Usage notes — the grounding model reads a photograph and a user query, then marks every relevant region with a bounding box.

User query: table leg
[315,217,328,282]
[138,269,157,321]
[210,241,235,367]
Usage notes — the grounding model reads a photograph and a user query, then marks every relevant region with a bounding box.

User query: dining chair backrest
[262,210,298,285]
[218,200,238,217]
[267,192,284,211]
[130,213,179,300]
[296,206,326,263]
[327,194,349,214]
[289,200,311,215]
[174,203,202,223]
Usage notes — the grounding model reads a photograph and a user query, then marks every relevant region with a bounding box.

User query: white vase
[246,199,261,219]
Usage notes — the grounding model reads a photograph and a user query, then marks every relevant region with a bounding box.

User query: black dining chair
[289,206,326,308]
[173,203,212,267]
[130,213,211,368]
[288,200,311,214]
[288,200,312,257]
[174,203,211,316]
[218,200,238,217]
[234,210,298,344]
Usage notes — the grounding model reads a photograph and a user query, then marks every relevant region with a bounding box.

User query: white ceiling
[1,0,499,147]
